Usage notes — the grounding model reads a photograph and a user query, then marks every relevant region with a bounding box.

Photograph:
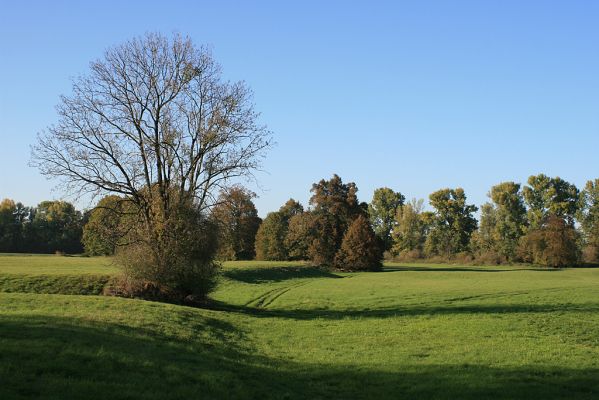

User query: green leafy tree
[255,199,303,260]
[578,179,599,262]
[368,187,405,251]
[212,186,262,260]
[391,198,431,257]
[483,181,528,261]
[32,200,83,253]
[523,174,579,229]
[334,215,383,271]
[82,195,133,255]
[0,199,21,252]
[425,188,478,257]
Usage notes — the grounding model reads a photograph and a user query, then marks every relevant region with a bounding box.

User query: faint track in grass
[245,280,312,309]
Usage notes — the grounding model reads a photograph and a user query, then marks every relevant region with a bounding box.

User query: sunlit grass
[1,255,599,399]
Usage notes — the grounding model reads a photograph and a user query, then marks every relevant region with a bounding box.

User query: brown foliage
[334,215,383,271]
[518,215,579,268]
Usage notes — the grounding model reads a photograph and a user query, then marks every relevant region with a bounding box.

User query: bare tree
[32,33,271,301]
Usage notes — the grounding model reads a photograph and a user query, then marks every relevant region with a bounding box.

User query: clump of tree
[257,175,382,271]
[0,198,83,254]
[255,199,303,260]
[31,33,271,303]
[334,214,383,271]
[211,186,262,261]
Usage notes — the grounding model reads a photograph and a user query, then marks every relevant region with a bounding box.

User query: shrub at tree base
[334,215,383,271]
[114,200,220,304]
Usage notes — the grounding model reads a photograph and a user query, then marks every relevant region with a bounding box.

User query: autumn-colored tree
[212,186,262,260]
[255,199,304,260]
[334,215,383,271]
[519,215,579,268]
[368,187,404,251]
[285,211,315,260]
[307,174,365,265]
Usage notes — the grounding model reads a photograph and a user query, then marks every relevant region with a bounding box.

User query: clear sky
[1,0,598,216]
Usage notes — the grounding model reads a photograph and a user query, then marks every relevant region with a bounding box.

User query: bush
[518,215,579,268]
[115,200,220,304]
[334,215,383,271]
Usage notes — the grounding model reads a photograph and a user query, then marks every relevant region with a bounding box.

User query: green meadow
[1,255,599,399]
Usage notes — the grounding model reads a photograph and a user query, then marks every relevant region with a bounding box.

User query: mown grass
[1,255,599,399]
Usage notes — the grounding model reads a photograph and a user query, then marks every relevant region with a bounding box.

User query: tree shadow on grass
[1,314,597,399]
[383,265,559,273]
[223,265,342,284]
[210,300,599,321]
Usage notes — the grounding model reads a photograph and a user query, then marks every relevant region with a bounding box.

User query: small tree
[334,215,383,271]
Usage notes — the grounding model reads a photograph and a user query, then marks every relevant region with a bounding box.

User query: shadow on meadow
[383,265,560,273]
[223,265,342,284]
[211,300,599,321]
[1,314,597,400]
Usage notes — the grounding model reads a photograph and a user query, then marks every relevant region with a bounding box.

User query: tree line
[248,173,599,269]
[3,173,597,270]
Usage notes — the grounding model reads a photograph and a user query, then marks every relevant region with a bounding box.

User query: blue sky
[1,0,598,216]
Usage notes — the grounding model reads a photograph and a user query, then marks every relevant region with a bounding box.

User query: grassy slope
[1,256,599,399]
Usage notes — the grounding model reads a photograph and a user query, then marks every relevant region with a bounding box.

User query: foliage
[307,174,365,266]
[82,195,133,256]
[334,215,383,271]
[391,198,431,257]
[255,199,303,260]
[368,187,405,251]
[518,215,579,267]
[578,179,599,262]
[284,212,315,260]
[425,188,478,257]
[523,174,579,229]
[30,201,83,254]
[117,196,220,302]
[211,186,262,261]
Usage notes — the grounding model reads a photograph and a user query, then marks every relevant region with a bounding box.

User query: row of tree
[252,174,599,269]
[2,173,597,270]
[0,199,83,254]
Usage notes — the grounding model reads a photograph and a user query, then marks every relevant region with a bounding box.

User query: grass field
[1,255,599,399]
